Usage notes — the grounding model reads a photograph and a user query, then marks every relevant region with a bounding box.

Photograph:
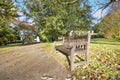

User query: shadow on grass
[91,41,120,46]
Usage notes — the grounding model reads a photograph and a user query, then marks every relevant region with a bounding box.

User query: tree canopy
[93,0,120,40]
[0,0,18,45]
[21,0,92,42]
[0,0,120,45]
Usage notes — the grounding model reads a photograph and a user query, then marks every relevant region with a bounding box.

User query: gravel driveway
[0,44,68,80]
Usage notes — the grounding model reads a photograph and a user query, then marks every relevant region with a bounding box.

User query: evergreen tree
[0,0,18,45]
[22,0,92,42]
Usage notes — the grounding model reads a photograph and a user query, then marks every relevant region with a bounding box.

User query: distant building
[34,36,40,42]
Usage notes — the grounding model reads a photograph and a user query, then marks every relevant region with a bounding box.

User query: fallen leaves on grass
[72,43,120,80]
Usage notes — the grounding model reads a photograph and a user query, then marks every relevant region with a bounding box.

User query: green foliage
[41,16,64,42]
[21,30,36,44]
[0,0,18,45]
[0,0,17,21]
[22,0,92,42]
[93,11,120,40]
[0,26,17,45]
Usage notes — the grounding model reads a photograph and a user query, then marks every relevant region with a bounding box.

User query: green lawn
[73,38,120,80]
[42,38,120,80]
[0,38,120,80]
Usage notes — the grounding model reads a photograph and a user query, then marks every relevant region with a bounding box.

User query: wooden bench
[55,31,91,71]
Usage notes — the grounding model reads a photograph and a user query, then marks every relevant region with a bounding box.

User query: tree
[92,0,120,40]
[11,18,37,44]
[105,12,120,40]
[0,0,18,45]
[93,10,120,40]
[16,0,120,42]
[21,0,92,42]
[98,0,120,10]
[0,25,17,45]
[55,0,120,10]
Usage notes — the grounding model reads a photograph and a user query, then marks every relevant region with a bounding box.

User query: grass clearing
[41,42,68,67]
[41,38,120,80]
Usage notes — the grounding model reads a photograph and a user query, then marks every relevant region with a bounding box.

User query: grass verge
[41,38,120,80]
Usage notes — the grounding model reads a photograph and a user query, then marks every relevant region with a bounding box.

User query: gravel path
[0,44,68,80]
